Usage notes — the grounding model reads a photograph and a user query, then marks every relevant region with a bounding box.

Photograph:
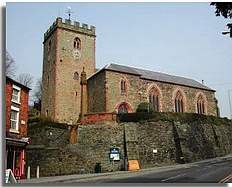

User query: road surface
[104,159,232,183]
[67,157,232,183]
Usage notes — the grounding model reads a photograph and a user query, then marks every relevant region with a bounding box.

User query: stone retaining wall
[26,115,232,177]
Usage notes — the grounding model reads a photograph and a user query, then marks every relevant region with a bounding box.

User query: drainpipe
[123,124,128,171]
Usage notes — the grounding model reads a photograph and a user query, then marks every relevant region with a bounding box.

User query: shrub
[136,102,154,113]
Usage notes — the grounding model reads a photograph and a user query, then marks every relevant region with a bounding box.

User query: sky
[6,2,232,118]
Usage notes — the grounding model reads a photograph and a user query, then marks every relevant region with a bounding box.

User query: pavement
[19,154,232,184]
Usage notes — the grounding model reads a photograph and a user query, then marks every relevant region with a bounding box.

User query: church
[41,17,218,124]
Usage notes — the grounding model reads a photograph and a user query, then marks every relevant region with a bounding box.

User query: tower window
[148,87,160,112]
[174,91,184,113]
[73,72,79,80]
[197,94,206,114]
[74,37,81,50]
[120,80,126,94]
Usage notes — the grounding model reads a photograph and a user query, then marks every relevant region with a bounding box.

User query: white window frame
[11,85,21,104]
[9,106,20,133]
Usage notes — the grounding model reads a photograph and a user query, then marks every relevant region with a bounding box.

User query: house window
[175,91,184,113]
[74,37,81,49]
[120,80,126,94]
[73,72,79,80]
[149,87,160,112]
[197,94,205,114]
[12,85,20,103]
[10,107,19,131]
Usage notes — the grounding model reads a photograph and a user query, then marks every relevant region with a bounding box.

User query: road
[67,157,232,184]
[104,159,232,183]
[21,156,232,184]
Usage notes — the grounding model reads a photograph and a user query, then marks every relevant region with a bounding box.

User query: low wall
[81,112,117,124]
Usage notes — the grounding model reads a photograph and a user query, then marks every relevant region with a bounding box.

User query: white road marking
[219,174,232,183]
[161,173,186,182]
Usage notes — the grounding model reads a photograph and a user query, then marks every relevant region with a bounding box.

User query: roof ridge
[105,63,213,91]
[109,63,203,84]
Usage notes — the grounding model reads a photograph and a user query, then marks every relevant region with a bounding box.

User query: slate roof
[6,76,31,90]
[90,63,215,92]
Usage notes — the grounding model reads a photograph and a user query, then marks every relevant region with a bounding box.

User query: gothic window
[148,87,160,112]
[175,91,184,113]
[120,79,126,94]
[118,103,128,114]
[74,37,81,50]
[197,94,206,114]
[73,72,79,80]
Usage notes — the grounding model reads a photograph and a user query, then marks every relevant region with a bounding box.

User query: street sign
[109,147,120,161]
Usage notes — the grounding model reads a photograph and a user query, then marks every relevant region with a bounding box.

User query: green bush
[117,111,232,124]
[136,102,154,113]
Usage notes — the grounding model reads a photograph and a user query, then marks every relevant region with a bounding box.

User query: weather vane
[66,6,74,21]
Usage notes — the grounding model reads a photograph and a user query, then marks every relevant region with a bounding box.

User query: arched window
[197,94,205,114]
[74,37,81,49]
[175,91,184,113]
[73,72,79,80]
[118,103,128,114]
[120,79,126,94]
[148,87,160,112]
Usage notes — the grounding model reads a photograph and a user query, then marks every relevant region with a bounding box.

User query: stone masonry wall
[41,29,57,120]
[105,71,141,113]
[26,115,231,177]
[87,71,106,113]
[55,28,95,123]
[41,18,96,124]
[26,121,125,177]
[105,70,217,116]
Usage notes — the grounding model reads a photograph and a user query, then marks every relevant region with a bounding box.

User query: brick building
[5,76,30,179]
[41,17,218,124]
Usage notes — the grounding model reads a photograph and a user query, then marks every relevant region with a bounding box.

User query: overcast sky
[6,2,232,118]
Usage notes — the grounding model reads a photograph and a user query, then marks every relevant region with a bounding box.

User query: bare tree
[33,78,42,103]
[17,73,33,87]
[6,51,16,77]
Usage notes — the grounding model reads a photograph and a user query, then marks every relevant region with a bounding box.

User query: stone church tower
[41,17,96,124]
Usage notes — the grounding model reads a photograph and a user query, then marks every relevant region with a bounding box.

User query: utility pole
[228,89,232,119]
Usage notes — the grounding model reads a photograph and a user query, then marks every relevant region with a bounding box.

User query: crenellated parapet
[44,17,96,42]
